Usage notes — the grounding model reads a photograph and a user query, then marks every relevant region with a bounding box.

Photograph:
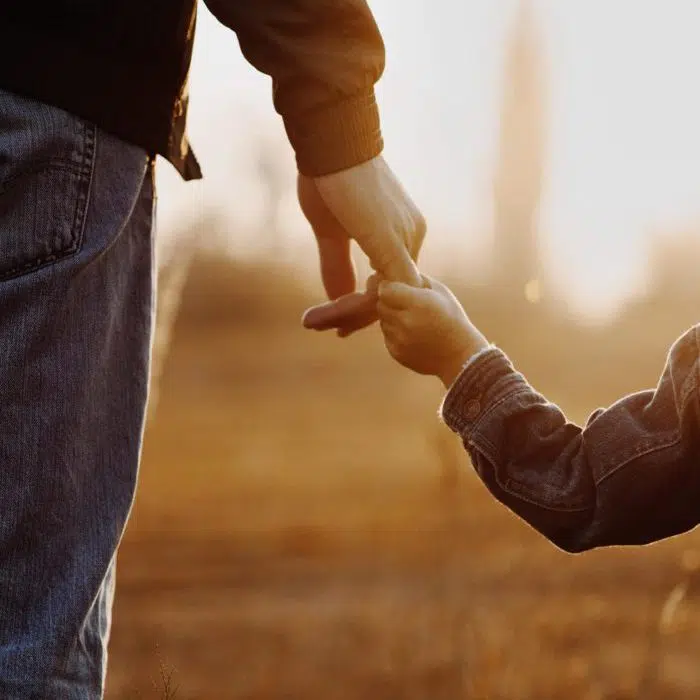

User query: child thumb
[420,274,433,289]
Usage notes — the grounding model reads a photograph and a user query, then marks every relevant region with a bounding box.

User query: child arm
[441,326,700,552]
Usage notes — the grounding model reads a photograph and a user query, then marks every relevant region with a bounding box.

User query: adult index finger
[302,291,374,331]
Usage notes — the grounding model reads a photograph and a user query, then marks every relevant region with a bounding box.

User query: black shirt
[1,0,386,180]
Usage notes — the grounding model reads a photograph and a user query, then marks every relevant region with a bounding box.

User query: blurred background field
[104,253,700,700]
[106,1,700,697]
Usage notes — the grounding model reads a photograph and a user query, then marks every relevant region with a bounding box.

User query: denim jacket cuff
[440,346,527,436]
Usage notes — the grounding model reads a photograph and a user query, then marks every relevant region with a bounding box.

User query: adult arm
[203,0,385,176]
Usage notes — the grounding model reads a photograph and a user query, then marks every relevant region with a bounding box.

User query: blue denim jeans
[0,89,154,698]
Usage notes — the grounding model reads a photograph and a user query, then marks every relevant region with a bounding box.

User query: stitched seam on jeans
[68,119,95,254]
[0,121,95,282]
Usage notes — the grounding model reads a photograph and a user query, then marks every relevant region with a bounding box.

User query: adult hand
[298,155,425,336]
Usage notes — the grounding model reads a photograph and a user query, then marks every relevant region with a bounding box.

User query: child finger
[377,305,417,333]
[377,299,402,320]
[377,280,429,310]
[302,292,369,330]
[379,308,416,337]
[365,272,384,298]
[379,313,403,333]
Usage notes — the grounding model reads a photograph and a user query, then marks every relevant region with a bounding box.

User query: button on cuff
[463,399,481,421]
[441,347,517,435]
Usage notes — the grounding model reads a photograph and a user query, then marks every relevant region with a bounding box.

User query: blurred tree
[491,0,548,305]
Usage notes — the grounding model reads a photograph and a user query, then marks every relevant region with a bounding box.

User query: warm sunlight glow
[157,1,700,322]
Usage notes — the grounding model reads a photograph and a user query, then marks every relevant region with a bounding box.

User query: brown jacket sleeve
[203,0,386,176]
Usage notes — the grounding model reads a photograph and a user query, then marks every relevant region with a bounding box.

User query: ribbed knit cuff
[286,89,383,177]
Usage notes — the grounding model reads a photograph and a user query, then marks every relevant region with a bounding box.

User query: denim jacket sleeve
[202,0,385,177]
[440,326,700,553]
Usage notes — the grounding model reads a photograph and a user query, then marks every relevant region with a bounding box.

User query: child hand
[377,275,489,387]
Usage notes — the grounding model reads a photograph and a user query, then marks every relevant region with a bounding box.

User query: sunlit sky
[157,0,700,320]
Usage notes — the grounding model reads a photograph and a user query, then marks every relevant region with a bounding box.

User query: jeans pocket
[0,91,96,281]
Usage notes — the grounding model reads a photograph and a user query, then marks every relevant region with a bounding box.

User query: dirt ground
[104,259,700,699]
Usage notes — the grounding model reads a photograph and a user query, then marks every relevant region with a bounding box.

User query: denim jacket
[440,326,700,553]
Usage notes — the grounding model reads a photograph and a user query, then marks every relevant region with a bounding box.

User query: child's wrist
[437,337,490,389]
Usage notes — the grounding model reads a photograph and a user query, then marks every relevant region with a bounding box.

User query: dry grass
[105,256,700,699]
